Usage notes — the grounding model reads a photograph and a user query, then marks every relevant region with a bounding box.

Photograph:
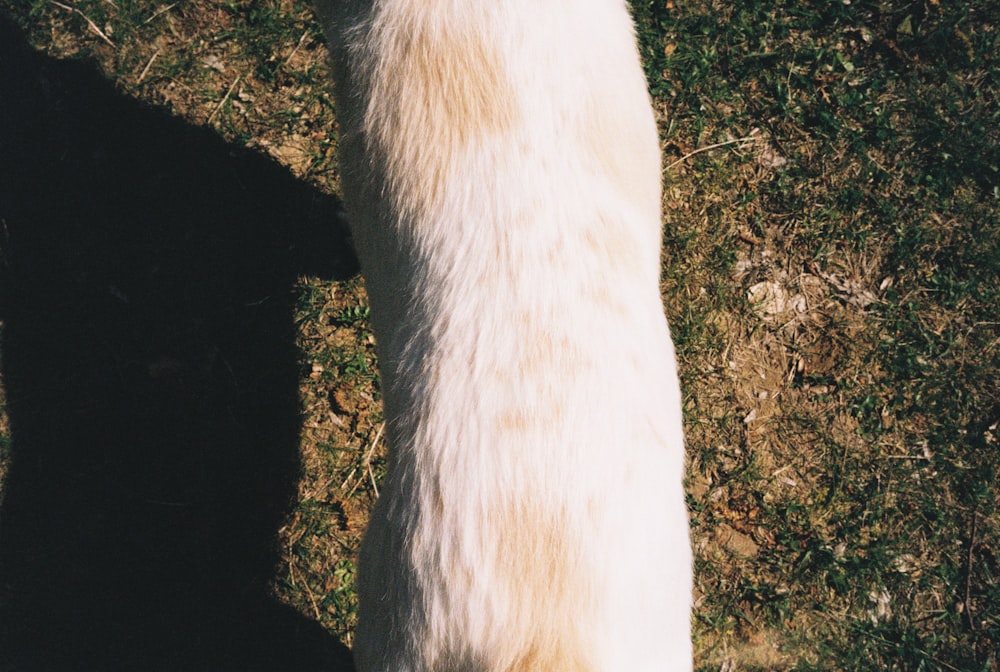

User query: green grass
[1,0,997,669]
[631,1,999,668]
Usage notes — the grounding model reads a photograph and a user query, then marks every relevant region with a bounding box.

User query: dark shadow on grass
[0,14,357,671]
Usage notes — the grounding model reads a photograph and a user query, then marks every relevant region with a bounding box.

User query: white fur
[314,1,692,669]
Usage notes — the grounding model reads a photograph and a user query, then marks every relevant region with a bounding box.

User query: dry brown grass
[0,1,997,670]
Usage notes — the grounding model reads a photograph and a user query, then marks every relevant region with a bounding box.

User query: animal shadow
[0,14,357,671]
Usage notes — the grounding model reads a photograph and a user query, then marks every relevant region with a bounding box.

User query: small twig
[340,466,359,495]
[142,2,177,25]
[665,136,757,172]
[207,75,241,124]
[136,48,159,84]
[364,422,385,498]
[50,0,115,47]
[289,561,322,621]
[367,461,380,497]
[365,422,385,463]
[345,421,385,499]
[282,30,310,68]
[302,579,322,621]
[964,511,978,632]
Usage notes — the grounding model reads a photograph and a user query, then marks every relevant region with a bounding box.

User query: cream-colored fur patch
[316,1,693,670]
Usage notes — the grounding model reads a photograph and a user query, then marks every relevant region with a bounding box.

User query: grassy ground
[0,0,997,670]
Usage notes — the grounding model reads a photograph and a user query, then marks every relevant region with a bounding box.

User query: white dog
[314,1,692,669]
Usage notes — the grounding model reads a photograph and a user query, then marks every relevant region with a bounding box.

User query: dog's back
[316,1,692,669]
